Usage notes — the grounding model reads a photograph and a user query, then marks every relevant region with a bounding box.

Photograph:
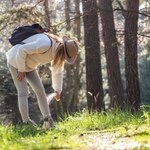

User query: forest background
[0,0,150,124]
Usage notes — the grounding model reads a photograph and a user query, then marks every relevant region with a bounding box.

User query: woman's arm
[50,61,64,100]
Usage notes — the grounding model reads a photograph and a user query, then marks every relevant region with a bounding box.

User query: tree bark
[99,0,124,108]
[125,0,140,111]
[43,0,51,28]
[11,0,14,6]
[74,0,81,41]
[65,0,71,31]
[68,0,82,113]
[82,0,104,112]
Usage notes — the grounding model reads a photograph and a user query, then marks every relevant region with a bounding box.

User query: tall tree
[65,0,71,31]
[99,0,124,108]
[125,0,140,111]
[11,0,14,6]
[82,0,104,112]
[74,0,81,41]
[43,0,51,28]
[68,0,82,112]
[63,0,73,113]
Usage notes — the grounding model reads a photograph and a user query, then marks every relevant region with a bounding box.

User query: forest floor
[0,110,150,150]
[82,130,150,150]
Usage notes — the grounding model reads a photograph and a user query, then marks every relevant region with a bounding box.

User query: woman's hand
[54,91,61,101]
[17,72,26,81]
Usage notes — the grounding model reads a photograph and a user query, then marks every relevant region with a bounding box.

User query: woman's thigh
[26,70,45,94]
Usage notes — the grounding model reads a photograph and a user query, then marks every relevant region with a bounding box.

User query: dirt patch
[82,132,149,150]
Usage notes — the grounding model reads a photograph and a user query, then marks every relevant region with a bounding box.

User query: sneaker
[42,116,55,129]
[23,119,37,127]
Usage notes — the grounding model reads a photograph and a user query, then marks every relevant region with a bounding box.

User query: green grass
[0,108,149,150]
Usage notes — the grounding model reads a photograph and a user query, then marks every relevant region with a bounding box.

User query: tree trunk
[65,0,71,31]
[82,0,104,112]
[11,0,14,6]
[99,0,124,108]
[68,0,82,113]
[43,0,51,28]
[125,0,140,111]
[65,65,73,112]
[63,0,74,113]
[74,0,81,41]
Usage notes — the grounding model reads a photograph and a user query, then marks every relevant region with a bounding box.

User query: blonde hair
[46,33,65,67]
[53,44,65,67]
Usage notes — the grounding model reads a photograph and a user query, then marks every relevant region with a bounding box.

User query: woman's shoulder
[45,33,62,43]
[32,33,48,39]
[23,33,49,43]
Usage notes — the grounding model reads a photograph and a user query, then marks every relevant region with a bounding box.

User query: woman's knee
[34,87,45,96]
[18,90,28,97]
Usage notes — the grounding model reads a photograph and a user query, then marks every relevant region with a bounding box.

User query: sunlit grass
[56,109,147,132]
[0,107,149,150]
